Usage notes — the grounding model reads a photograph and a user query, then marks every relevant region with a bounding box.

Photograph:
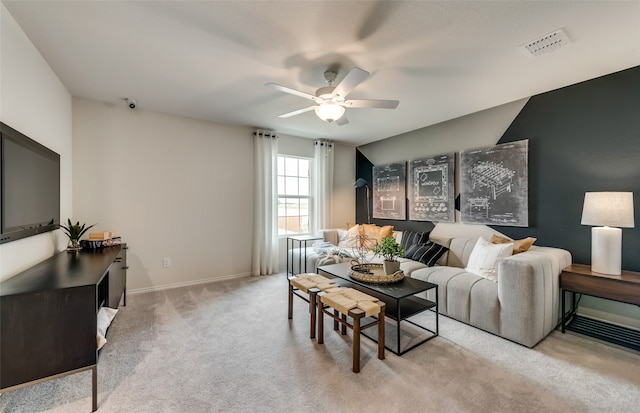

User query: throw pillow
[400,230,430,255]
[465,237,513,282]
[97,306,118,350]
[405,241,449,267]
[490,234,537,254]
[362,224,394,248]
[336,228,348,244]
[338,225,361,248]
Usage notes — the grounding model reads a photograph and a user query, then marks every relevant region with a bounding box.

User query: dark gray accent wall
[495,66,640,271]
[355,66,640,270]
[355,149,373,225]
[354,65,640,326]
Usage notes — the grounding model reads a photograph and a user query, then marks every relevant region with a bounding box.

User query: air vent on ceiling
[519,28,571,58]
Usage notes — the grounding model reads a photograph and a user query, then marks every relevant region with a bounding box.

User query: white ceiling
[3,1,639,146]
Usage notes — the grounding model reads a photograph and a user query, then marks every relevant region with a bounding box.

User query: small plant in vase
[60,219,95,251]
[373,236,404,275]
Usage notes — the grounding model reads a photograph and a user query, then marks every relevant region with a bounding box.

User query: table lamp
[354,178,371,224]
[581,192,634,275]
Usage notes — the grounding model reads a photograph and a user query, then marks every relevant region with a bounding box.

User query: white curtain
[312,139,334,233]
[252,130,279,275]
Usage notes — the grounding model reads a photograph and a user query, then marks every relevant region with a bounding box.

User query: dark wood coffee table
[317,262,438,355]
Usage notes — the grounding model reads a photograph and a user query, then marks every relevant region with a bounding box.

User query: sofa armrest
[497,246,572,347]
[318,229,340,246]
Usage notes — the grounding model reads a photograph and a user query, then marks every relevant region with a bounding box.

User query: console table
[0,244,128,412]
[561,263,640,351]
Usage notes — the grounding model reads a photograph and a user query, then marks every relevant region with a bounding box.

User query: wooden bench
[288,273,336,338]
[317,288,386,373]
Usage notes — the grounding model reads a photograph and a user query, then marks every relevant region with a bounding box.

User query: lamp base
[591,226,622,275]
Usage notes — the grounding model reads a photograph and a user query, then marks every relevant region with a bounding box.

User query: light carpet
[1,273,639,412]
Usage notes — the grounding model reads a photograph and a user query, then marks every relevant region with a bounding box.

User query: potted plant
[60,219,95,251]
[373,236,404,274]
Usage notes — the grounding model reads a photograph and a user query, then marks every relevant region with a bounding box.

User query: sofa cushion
[465,237,513,282]
[320,229,340,246]
[491,234,537,254]
[411,266,454,315]
[398,258,428,277]
[468,278,501,334]
[444,238,477,268]
[400,230,430,254]
[405,241,449,267]
[412,265,499,334]
[410,266,472,317]
[445,272,485,323]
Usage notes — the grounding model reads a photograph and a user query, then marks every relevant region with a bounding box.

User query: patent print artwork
[372,162,406,220]
[460,140,528,226]
[408,153,455,222]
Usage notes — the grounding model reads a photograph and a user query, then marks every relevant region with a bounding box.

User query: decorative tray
[349,263,404,284]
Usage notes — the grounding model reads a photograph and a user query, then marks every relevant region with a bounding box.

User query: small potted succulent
[60,219,95,251]
[373,236,404,274]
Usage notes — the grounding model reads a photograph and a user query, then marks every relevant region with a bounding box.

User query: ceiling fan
[266,67,399,125]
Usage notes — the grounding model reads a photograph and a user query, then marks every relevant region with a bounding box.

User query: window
[277,156,311,235]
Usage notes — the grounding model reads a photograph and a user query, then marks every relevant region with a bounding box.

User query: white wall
[73,98,254,291]
[0,4,72,280]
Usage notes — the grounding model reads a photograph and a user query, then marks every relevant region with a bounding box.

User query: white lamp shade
[581,192,634,228]
[315,103,345,122]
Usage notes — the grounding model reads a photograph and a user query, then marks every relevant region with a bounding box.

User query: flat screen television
[0,122,60,244]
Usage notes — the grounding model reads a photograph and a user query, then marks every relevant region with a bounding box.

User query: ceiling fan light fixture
[315,102,345,122]
[268,67,397,124]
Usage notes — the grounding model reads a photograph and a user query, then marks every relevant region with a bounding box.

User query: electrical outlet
[162,257,171,268]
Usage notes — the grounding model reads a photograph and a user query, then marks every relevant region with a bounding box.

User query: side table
[561,263,640,351]
[286,235,322,276]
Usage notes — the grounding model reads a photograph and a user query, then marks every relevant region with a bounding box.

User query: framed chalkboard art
[372,162,406,220]
[408,153,455,222]
[460,140,529,227]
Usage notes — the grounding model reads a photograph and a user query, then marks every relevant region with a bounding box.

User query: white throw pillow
[338,225,360,248]
[336,228,348,243]
[465,237,513,282]
[97,306,118,350]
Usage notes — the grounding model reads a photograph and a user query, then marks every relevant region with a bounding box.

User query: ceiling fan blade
[357,1,400,41]
[343,99,399,109]
[278,106,316,118]
[336,116,349,126]
[332,68,369,99]
[266,83,318,102]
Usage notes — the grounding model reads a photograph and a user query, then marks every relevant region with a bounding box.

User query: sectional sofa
[288,226,572,347]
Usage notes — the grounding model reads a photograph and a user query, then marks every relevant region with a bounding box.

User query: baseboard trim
[128,272,253,295]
